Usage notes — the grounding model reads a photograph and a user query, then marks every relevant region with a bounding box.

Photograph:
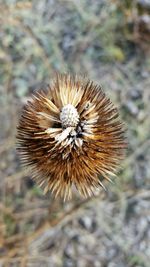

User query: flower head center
[60,104,79,128]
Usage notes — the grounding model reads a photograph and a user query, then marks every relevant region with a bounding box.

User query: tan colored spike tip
[16,73,127,200]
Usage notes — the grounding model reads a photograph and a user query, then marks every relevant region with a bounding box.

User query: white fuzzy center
[60,104,79,128]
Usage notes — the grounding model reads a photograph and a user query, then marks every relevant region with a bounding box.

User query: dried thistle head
[17,73,126,200]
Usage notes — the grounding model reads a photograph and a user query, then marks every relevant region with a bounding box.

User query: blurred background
[0,0,150,266]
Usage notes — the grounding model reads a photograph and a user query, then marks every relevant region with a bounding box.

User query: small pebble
[125,101,139,116]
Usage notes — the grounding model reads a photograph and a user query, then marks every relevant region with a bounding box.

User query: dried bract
[17,74,126,200]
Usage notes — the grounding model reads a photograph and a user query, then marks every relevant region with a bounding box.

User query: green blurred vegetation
[0,1,150,266]
[1,0,150,99]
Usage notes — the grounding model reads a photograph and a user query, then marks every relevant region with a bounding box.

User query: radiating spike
[98,181,107,191]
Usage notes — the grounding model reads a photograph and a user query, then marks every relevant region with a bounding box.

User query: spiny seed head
[60,104,79,128]
[16,73,127,200]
